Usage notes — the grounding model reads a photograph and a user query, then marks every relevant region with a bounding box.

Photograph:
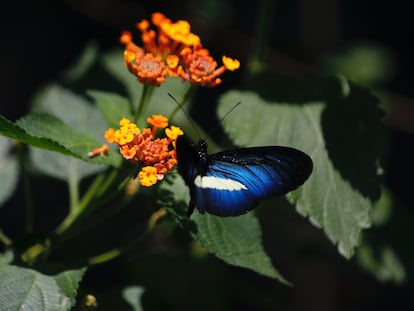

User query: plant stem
[54,170,109,235]
[88,248,122,265]
[0,229,12,246]
[77,172,105,210]
[88,208,166,265]
[88,227,150,265]
[134,84,153,122]
[53,166,132,240]
[68,163,80,213]
[53,164,81,235]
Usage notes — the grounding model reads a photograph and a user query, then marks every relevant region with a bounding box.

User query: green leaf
[16,113,121,168]
[87,90,133,128]
[192,211,289,283]
[30,148,106,182]
[122,286,145,311]
[0,112,121,169]
[158,175,288,283]
[217,76,386,258]
[356,244,405,284]
[0,114,76,157]
[0,251,13,265]
[0,136,18,207]
[31,84,108,142]
[356,188,409,284]
[0,264,85,311]
[27,85,122,179]
[54,268,87,307]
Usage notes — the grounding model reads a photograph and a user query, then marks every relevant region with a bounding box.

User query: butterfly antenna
[207,101,241,137]
[168,93,201,139]
[222,102,242,121]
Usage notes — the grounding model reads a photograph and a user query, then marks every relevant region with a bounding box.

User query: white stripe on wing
[194,175,248,191]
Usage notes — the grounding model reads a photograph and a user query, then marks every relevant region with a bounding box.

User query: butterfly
[176,136,313,217]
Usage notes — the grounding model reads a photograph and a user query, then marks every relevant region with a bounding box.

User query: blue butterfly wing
[197,147,312,216]
[176,137,313,217]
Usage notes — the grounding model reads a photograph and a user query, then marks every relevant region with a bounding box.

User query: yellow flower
[165,125,184,140]
[222,56,240,71]
[114,128,134,145]
[160,20,200,46]
[104,128,116,144]
[138,166,158,187]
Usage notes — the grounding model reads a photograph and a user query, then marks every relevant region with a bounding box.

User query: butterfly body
[176,136,313,217]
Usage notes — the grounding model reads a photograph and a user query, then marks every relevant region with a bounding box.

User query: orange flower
[119,12,240,87]
[104,114,183,187]
[134,53,167,86]
[120,145,137,160]
[88,144,109,158]
[147,114,168,128]
[178,44,241,87]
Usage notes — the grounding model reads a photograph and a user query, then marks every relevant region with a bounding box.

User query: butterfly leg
[186,198,196,217]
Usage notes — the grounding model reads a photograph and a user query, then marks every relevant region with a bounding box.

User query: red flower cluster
[104,115,183,186]
[120,12,240,87]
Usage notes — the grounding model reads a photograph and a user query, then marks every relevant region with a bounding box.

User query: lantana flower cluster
[120,12,240,87]
[104,114,183,187]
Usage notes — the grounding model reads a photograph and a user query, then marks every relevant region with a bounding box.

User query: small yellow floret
[104,128,116,143]
[115,129,134,145]
[165,125,183,140]
[139,166,158,186]
[222,55,240,71]
[167,55,179,68]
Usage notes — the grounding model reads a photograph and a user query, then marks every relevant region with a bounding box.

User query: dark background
[1,1,413,310]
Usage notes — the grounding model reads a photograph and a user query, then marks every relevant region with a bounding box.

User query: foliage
[0,11,409,311]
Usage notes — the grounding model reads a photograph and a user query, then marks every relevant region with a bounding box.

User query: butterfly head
[176,136,209,177]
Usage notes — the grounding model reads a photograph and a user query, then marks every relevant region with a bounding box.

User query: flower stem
[134,84,153,122]
[88,208,166,265]
[53,165,81,235]
[168,84,196,122]
[54,169,114,236]
[0,229,12,246]
[88,229,149,265]
[68,163,80,213]
[53,165,133,241]
[77,172,106,210]
[88,249,122,265]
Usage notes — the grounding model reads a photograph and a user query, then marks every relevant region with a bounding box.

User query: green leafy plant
[0,10,405,311]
